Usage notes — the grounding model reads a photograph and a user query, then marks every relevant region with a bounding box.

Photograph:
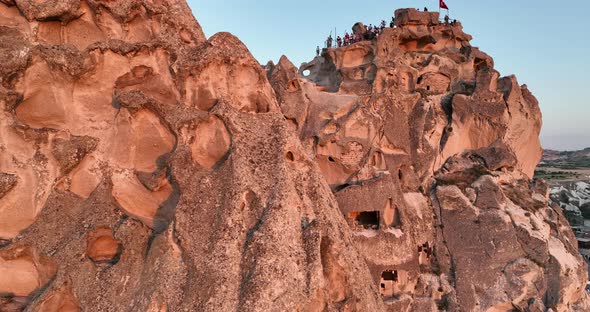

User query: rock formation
[86,227,121,264]
[0,3,587,311]
[270,8,587,312]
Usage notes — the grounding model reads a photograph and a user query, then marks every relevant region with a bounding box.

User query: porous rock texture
[0,3,587,311]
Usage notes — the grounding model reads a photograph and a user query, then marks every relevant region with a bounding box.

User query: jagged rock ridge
[0,2,588,312]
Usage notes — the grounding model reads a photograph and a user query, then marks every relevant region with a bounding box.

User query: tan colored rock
[111,170,173,228]
[0,296,28,311]
[86,227,121,264]
[15,55,71,129]
[37,282,80,312]
[0,172,17,198]
[104,108,175,173]
[0,25,30,83]
[268,6,581,310]
[471,140,518,171]
[432,153,589,311]
[51,134,98,174]
[267,56,309,128]
[178,32,280,113]
[394,8,440,27]
[188,115,231,169]
[36,2,104,50]
[14,0,80,23]
[352,22,366,36]
[0,245,57,297]
[0,1,586,311]
[67,155,102,199]
[0,113,56,240]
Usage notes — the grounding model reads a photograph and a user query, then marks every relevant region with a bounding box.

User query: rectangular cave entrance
[380,270,398,298]
[418,242,433,265]
[347,211,380,230]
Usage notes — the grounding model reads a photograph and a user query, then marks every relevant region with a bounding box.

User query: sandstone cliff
[0,2,587,312]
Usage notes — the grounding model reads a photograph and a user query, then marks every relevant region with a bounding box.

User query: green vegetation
[536,149,590,182]
[534,169,582,181]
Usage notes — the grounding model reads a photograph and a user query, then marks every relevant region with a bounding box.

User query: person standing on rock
[344,32,350,46]
[336,36,342,47]
[327,35,333,48]
[316,46,320,56]
[390,17,395,28]
[444,15,450,25]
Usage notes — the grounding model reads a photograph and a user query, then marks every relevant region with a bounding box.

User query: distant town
[538,148,590,289]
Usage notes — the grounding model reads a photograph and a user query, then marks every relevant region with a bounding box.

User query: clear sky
[188,0,590,151]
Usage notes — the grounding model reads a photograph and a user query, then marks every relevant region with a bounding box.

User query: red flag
[440,0,449,9]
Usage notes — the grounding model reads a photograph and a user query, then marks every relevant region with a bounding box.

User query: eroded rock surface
[36,282,81,312]
[86,227,121,264]
[0,245,57,309]
[0,4,586,312]
[269,8,587,311]
[0,172,17,198]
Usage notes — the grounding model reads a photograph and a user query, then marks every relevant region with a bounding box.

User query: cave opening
[380,270,399,298]
[356,211,380,230]
[392,206,402,229]
[381,270,398,282]
[348,211,380,230]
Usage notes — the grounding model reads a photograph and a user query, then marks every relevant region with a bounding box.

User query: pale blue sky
[188,0,589,151]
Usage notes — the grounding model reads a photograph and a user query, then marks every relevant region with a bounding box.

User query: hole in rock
[286,151,295,162]
[302,70,311,77]
[382,270,398,282]
[418,242,433,262]
[474,58,487,72]
[380,269,406,298]
[391,206,402,229]
[328,156,336,163]
[287,79,300,92]
[371,153,378,166]
[398,169,403,180]
[349,211,380,230]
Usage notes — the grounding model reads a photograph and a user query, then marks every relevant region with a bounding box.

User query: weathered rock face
[0,3,586,312]
[433,150,588,311]
[0,245,58,310]
[270,8,588,311]
[86,227,121,264]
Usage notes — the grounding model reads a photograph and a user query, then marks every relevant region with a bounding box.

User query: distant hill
[540,148,590,168]
[536,148,590,184]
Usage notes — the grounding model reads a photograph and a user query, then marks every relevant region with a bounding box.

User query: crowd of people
[319,18,392,54]
[316,8,456,56]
